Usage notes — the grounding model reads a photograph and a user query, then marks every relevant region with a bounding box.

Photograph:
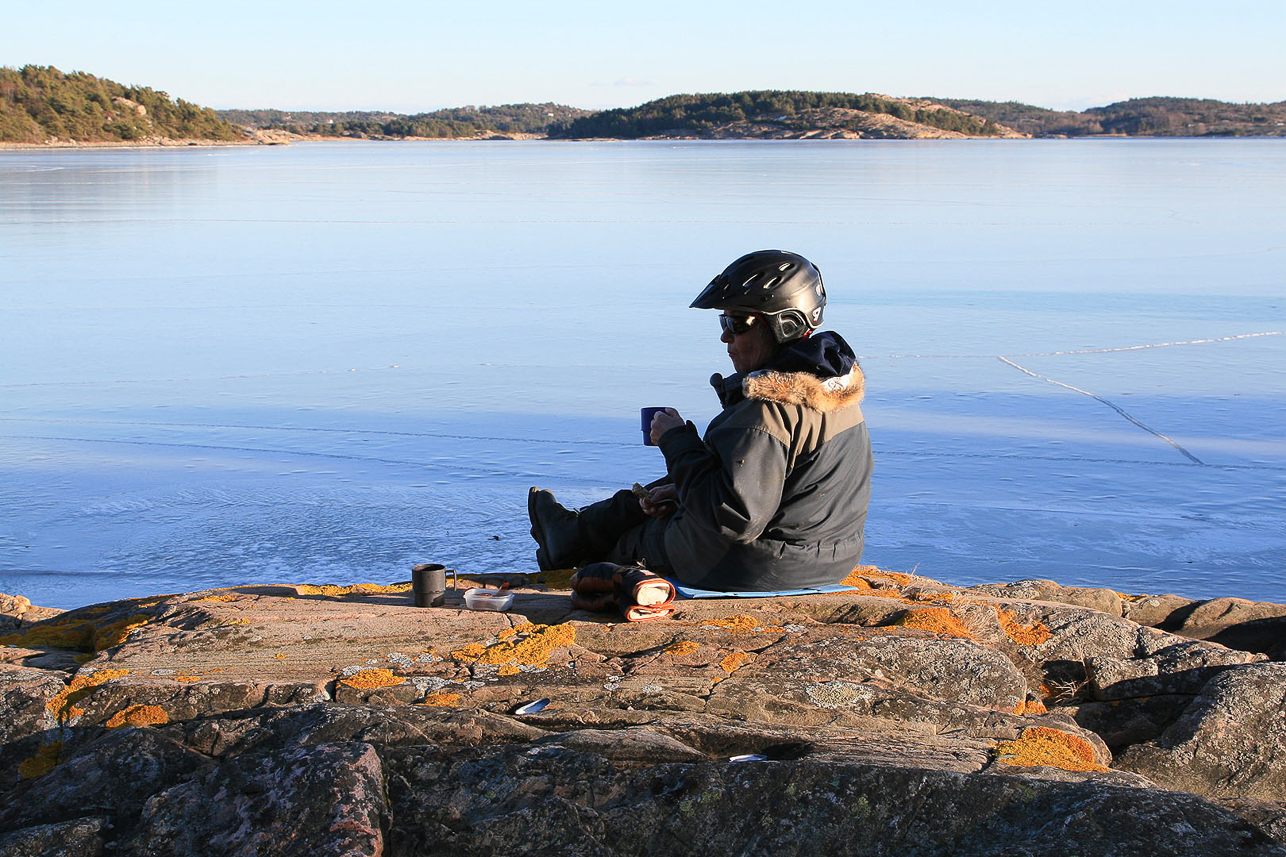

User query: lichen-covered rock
[0,594,63,632]
[1086,639,1265,700]
[706,630,1029,724]
[166,701,549,759]
[120,741,386,857]
[382,733,1284,857]
[0,728,209,833]
[0,667,65,746]
[1115,663,1286,800]
[2,576,1285,854]
[1121,593,1197,628]
[63,677,330,727]
[0,816,107,857]
[1165,598,1286,659]
[968,578,1123,616]
[0,666,71,789]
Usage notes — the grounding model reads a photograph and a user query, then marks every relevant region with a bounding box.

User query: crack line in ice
[1010,331,1284,358]
[872,450,1286,471]
[997,357,1204,465]
[859,330,1283,360]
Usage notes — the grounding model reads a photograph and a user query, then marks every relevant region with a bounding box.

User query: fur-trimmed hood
[710,330,865,413]
[744,361,865,413]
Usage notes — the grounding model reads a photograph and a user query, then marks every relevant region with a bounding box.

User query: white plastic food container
[464,588,514,612]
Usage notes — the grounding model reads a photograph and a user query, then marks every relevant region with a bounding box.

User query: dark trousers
[577,489,674,575]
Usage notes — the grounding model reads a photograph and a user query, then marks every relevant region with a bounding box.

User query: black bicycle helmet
[690,250,825,344]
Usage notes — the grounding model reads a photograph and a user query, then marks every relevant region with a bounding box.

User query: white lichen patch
[806,680,875,709]
[410,676,449,694]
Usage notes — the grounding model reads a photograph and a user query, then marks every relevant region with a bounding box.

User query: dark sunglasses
[719,314,759,336]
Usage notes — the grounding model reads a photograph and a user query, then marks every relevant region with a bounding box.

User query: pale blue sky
[5,0,1284,112]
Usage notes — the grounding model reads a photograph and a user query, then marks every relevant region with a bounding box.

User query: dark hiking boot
[528,487,587,571]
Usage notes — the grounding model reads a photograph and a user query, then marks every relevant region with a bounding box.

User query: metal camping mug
[641,407,668,446]
[411,563,447,608]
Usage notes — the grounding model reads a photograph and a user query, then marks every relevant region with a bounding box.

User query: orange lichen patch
[17,742,62,779]
[470,623,576,668]
[106,704,169,728]
[667,640,700,657]
[995,608,1052,646]
[192,594,238,603]
[699,614,784,635]
[993,727,1107,772]
[843,567,912,588]
[497,627,519,641]
[46,669,130,722]
[92,614,150,650]
[1016,698,1049,715]
[173,675,202,683]
[296,582,413,596]
[451,642,488,662]
[419,693,461,707]
[891,608,973,639]
[719,650,755,674]
[273,653,288,660]
[497,664,521,676]
[0,616,96,651]
[338,668,405,689]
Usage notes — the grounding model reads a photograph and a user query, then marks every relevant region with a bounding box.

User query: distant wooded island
[3,65,1284,146]
[0,66,240,144]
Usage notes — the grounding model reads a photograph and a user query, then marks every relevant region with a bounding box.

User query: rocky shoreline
[2,568,1285,855]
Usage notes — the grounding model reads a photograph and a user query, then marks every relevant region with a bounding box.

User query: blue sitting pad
[670,581,858,599]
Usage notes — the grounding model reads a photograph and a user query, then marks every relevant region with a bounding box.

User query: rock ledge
[2,570,1284,856]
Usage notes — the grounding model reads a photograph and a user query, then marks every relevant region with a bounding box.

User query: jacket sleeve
[657,418,788,544]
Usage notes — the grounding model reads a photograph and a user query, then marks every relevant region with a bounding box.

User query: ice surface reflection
[1,140,1283,609]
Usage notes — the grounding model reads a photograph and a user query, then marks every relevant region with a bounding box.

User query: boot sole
[528,487,556,572]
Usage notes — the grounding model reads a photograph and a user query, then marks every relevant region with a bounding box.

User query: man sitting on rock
[529,249,873,592]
